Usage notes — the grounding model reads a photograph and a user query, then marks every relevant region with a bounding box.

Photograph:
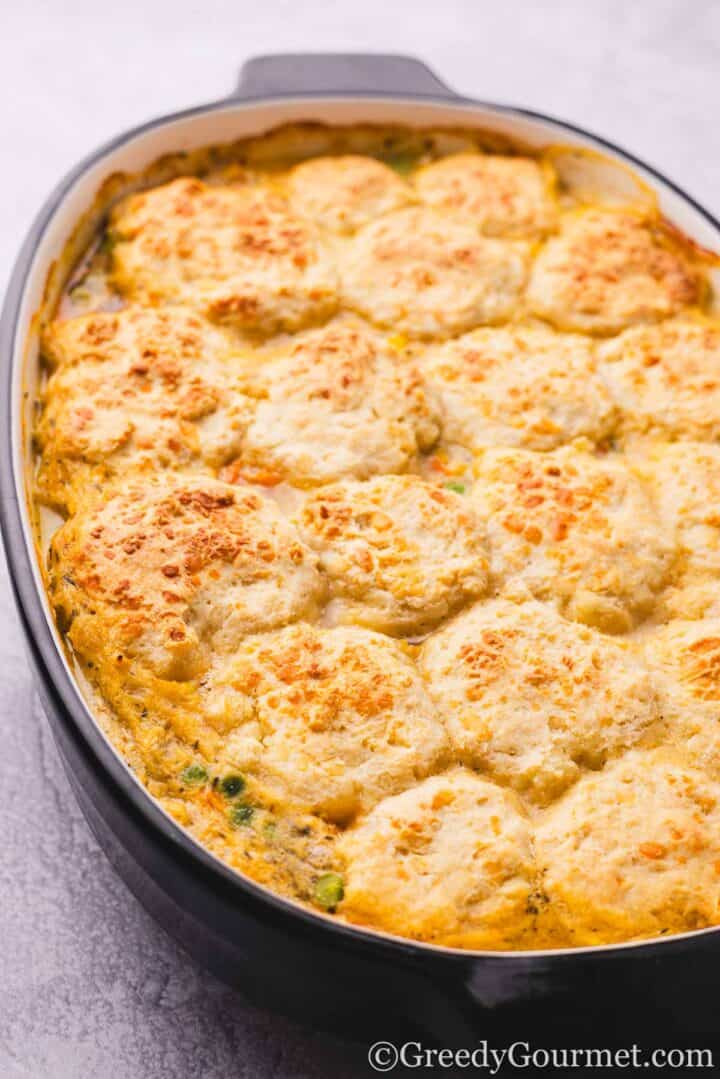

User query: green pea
[220,774,246,798]
[181,763,208,787]
[314,872,345,911]
[229,803,254,827]
[444,481,466,494]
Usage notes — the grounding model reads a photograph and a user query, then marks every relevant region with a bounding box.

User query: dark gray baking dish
[2,53,720,1047]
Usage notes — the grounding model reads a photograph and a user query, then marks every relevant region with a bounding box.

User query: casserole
[3,52,720,1043]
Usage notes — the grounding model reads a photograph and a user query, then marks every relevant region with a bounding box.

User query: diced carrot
[220,460,284,487]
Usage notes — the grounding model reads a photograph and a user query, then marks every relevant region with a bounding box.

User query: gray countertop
[1,1,718,1074]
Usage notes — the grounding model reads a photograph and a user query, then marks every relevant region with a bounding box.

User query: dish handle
[233,52,459,100]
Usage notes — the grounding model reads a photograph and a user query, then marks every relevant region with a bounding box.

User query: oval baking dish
[3,53,720,1045]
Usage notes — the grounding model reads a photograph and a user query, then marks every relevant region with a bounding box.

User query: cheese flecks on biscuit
[298,474,489,634]
[537,751,720,945]
[209,623,449,823]
[341,207,528,338]
[287,155,414,234]
[470,445,673,633]
[414,152,557,238]
[638,441,720,580]
[420,325,617,452]
[237,321,440,485]
[421,598,659,804]
[644,620,720,779]
[338,769,536,947]
[527,209,699,334]
[599,318,720,441]
[37,306,253,511]
[49,477,323,680]
[111,178,338,334]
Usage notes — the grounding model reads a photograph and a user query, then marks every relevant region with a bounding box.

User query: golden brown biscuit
[298,474,489,634]
[49,476,323,680]
[208,623,449,823]
[420,598,659,804]
[527,209,700,334]
[470,445,673,632]
[644,619,720,778]
[419,324,617,451]
[638,441,720,580]
[537,750,720,945]
[338,768,536,947]
[37,306,252,512]
[341,207,528,338]
[414,152,557,237]
[111,178,338,334]
[236,321,440,486]
[287,154,414,233]
[599,317,720,441]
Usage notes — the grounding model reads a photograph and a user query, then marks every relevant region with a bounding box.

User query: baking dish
[3,53,720,1045]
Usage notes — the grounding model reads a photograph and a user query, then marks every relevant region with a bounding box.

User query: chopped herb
[100,228,119,255]
[314,872,345,911]
[229,803,254,827]
[382,152,418,177]
[444,481,466,494]
[220,774,246,798]
[181,763,208,787]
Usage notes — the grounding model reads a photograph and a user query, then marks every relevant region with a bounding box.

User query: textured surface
[1,0,718,1073]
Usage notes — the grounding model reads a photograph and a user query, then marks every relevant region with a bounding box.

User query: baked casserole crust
[35,123,720,950]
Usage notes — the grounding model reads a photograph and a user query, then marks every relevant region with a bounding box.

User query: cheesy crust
[636,441,720,611]
[206,623,450,824]
[37,306,253,512]
[536,751,720,945]
[644,619,720,779]
[470,445,673,634]
[234,319,441,486]
[340,207,529,337]
[527,209,700,335]
[420,598,660,804]
[36,123,720,952]
[414,152,558,238]
[111,178,339,334]
[49,476,324,681]
[599,316,720,441]
[419,324,617,452]
[298,474,489,634]
[287,154,414,233]
[338,769,537,947]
